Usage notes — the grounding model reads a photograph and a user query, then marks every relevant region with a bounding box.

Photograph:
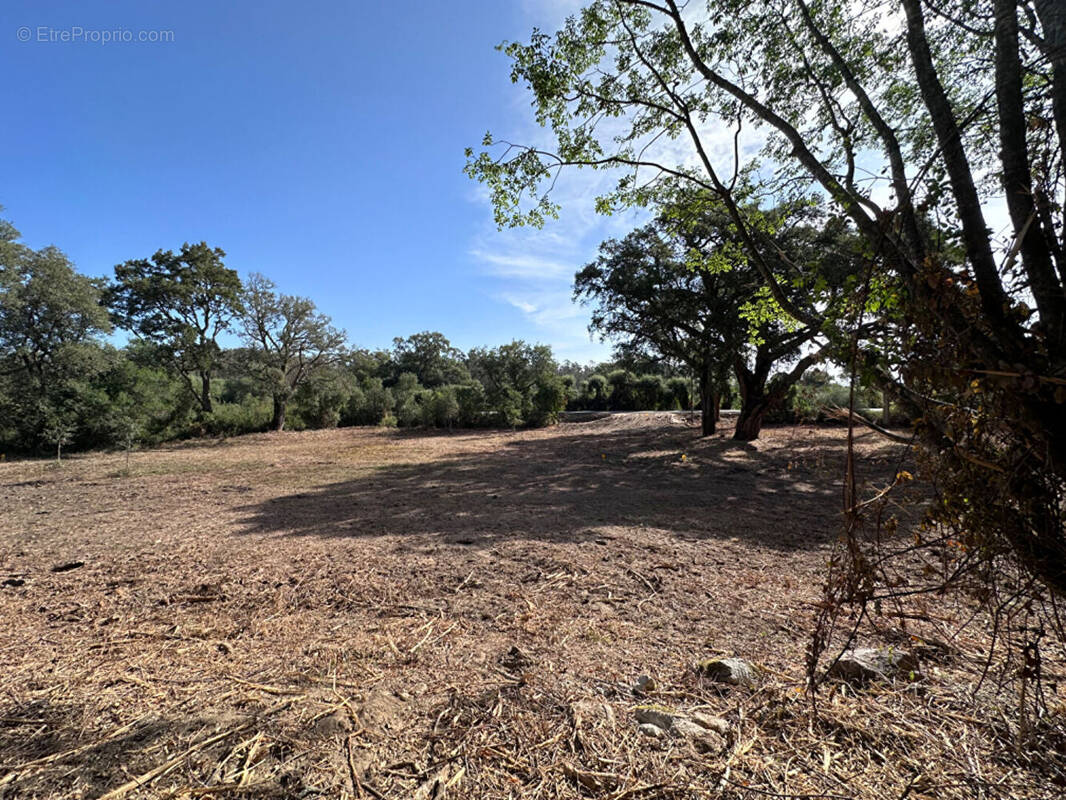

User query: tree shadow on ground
[236,423,903,552]
[0,698,242,799]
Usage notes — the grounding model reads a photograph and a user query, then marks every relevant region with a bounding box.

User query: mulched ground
[0,415,1062,799]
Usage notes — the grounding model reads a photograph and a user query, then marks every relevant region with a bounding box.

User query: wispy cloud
[470,249,573,280]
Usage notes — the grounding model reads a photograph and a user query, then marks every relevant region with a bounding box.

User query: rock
[697,657,756,687]
[51,561,84,573]
[829,647,919,683]
[672,717,710,738]
[634,705,678,731]
[690,711,731,736]
[632,674,657,694]
[634,706,726,753]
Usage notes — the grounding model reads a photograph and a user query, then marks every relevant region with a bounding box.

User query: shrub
[607,369,637,410]
[455,382,487,426]
[634,373,666,410]
[422,386,460,428]
[395,395,421,427]
[343,378,393,426]
[665,377,690,410]
[201,396,272,436]
[529,376,567,426]
[583,374,608,410]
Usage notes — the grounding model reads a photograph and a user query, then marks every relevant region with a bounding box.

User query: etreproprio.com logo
[16,26,175,44]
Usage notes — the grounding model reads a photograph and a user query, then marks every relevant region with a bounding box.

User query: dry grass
[0,416,1062,798]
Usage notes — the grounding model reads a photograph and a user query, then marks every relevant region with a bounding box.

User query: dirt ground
[0,415,1062,799]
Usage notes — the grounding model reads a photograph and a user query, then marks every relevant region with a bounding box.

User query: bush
[395,395,421,427]
[665,377,690,410]
[634,373,666,410]
[607,369,637,410]
[201,396,272,436]
[583,374,609,410]
[293,371,353,429]
[455,382,487,426]
[422,386,460,428]
[529,376,567,426]
[343,378,394,426]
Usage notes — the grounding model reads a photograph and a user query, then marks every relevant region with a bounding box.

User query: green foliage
[395,394,421,427]
[0,218,573,451]
[468,340,561,427]
[583,374,609,410]
[109,242,242,414]
[421,386,460,428]
[292,367,353,430]
[389,332,469,387]
[665,377,690,410]
[455,382,488,426]
[0,222,114,452]
[240,273,346,431]
[344,377,394,426]
[201,396,273,437]
[529,375,567,426]
[634,373,666,410]
[606,369,637,411]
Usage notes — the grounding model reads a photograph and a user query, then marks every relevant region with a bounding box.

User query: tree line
[0,220,574,456]
[0,206,885,458]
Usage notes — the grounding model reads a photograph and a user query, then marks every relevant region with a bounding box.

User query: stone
[634,706,726,753]
[634,705,678,731]
[829,647,919,683]
[697,657,756,687]
[690,712,731,736]
[632,674,657,694]
[672,717,710,738]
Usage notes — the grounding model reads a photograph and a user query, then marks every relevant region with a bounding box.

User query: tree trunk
[701,395,717,436]
[698,364,716,436]
[272,396,287,432]
[733,357,778,442]
[733,357,766,441]
[733,401,770,442]
[200,372,213,414]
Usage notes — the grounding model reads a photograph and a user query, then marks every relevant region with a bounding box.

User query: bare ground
[0,415,1062,799]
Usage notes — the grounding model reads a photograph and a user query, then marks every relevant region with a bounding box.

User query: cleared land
[0,415,1061,798]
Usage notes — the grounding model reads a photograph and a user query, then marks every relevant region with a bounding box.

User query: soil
[0,415,1061,798]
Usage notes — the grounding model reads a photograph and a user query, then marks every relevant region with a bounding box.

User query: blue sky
[0,0,627,362]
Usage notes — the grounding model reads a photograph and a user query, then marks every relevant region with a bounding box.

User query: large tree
[0,218,112,449]
[389,331,470,388]
[239,273,346,431]
[109,242,243,414]
[467,1,1066,595]
[576,222,743,434]
[468,341,566,427]
[577,197,854,438]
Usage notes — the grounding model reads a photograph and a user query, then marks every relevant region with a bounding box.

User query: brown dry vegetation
[0,414,1062,799]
